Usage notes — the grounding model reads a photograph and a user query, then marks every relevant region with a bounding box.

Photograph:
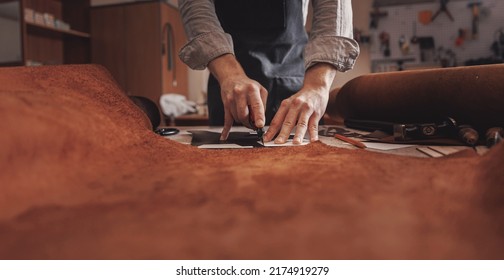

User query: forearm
[302,63,337,94]
[207,54,246,84]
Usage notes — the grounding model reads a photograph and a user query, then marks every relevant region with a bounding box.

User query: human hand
[263,63,337,144]
[207,54,268,141]
[263,87,328,144]
[219,74,268,140]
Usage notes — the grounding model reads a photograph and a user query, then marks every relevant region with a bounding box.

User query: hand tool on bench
[345,117,458,142]
[334,134,367,149]
[248,105,264,145]
[458,125,479,147]
[485,127,503,148]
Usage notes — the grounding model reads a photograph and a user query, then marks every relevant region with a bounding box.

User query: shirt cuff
[178,32,235,70]
[304,36,360,72]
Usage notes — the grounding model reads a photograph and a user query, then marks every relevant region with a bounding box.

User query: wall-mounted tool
[468,1,482,38]
[431,0,454,22]
[370,7,388,29]
[379,32,391,57]
[418,10,433,25]
[418,37,435,62]
[455,28,467,46]
[354,28,371,44]
[399,35,410,55]
[436,47,457,67]
[491,28,504,59]
[410,21,419,44]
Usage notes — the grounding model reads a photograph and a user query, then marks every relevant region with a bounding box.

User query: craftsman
[178,0,359,144]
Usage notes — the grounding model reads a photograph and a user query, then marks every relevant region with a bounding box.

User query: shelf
[26,21,90,38]
[0,61,24,67]
[0,0,91,67]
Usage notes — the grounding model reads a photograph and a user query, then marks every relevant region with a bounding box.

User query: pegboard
[369,0,504,71]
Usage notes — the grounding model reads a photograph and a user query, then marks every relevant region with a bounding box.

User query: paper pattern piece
[263,140,309,147]
[427,146,462,156]
[199,144,253,149]
[416,147,444,158]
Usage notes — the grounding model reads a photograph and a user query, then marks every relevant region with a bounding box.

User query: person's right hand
[219,74,267,140]
[208,54,267,141]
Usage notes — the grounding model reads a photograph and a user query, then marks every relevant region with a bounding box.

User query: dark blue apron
[208,0,307,125]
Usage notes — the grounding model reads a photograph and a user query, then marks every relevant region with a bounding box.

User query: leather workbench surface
[0,65,503,259]
[166,126,481,158]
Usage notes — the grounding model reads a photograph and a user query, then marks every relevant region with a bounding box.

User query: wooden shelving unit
[91,1,189,115]
[0,0,90,67]
[25,21,90,38]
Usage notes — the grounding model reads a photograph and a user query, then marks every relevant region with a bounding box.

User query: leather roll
[329,64,504,131]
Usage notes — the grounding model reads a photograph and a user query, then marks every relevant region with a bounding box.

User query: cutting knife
[256,127,265,145]
[248,105,265,145]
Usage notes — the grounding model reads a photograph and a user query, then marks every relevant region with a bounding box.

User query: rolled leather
[329,64,504,132]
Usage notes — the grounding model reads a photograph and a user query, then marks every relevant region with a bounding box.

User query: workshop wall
[370,0,504,72]
[332,0,373,88]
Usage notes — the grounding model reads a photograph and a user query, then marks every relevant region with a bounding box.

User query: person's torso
[208,0,308,125]
[213,0,307,79]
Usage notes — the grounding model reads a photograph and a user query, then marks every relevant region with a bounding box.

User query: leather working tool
[155,127,180,136]
[458,125,479,147]
[345,117,459,142]
[393,117,457,141]
[485,127,503,148]
[256,127,265,145]
[248,105,264,145]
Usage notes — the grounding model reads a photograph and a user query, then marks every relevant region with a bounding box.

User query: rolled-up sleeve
[305,0,360,72]
[178,0,234,70]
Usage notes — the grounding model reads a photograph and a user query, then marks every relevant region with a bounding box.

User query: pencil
[334,134,367,149]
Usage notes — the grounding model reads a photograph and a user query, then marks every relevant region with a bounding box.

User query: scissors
[155,127,180,136]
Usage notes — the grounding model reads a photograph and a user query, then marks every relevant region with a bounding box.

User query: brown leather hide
[0,65,503,259]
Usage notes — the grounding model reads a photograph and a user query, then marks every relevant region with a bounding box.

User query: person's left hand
[262,63,337,144]
[262,87,328,144]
